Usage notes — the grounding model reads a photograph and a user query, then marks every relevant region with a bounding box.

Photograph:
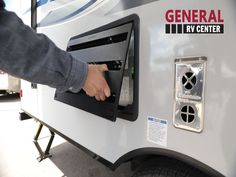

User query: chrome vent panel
[173,57,206,133]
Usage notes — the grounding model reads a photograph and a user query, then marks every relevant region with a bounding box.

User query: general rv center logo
[165,10,224,34]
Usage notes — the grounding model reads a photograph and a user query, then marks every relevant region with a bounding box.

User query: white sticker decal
[147,116,168,147]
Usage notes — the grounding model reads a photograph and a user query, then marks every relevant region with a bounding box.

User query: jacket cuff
[67,57,88,93]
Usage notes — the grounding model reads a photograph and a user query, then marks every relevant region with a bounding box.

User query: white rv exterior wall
[26,0,236,176]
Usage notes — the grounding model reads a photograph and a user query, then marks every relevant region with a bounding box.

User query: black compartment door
[54,18,134,121]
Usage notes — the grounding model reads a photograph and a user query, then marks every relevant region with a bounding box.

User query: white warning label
[147,116,168,147]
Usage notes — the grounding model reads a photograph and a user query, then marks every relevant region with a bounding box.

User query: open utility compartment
[54,15,139,122]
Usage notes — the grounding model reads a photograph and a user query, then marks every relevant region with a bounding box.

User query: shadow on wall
[49,142,132,177]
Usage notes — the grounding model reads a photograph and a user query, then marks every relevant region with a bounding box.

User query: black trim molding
[113,148,224,177]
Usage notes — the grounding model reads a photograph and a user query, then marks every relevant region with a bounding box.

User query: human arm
[0,9,87,92]
[0,7,110,99]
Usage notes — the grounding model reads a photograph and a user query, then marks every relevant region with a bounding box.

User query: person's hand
[82,64,111,101]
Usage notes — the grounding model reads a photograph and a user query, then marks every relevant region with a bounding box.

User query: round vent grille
[182,72,197,90]
[180,105,195,123]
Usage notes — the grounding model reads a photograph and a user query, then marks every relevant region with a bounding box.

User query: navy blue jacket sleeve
[0,0,5,9]
[0,7,88,92]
